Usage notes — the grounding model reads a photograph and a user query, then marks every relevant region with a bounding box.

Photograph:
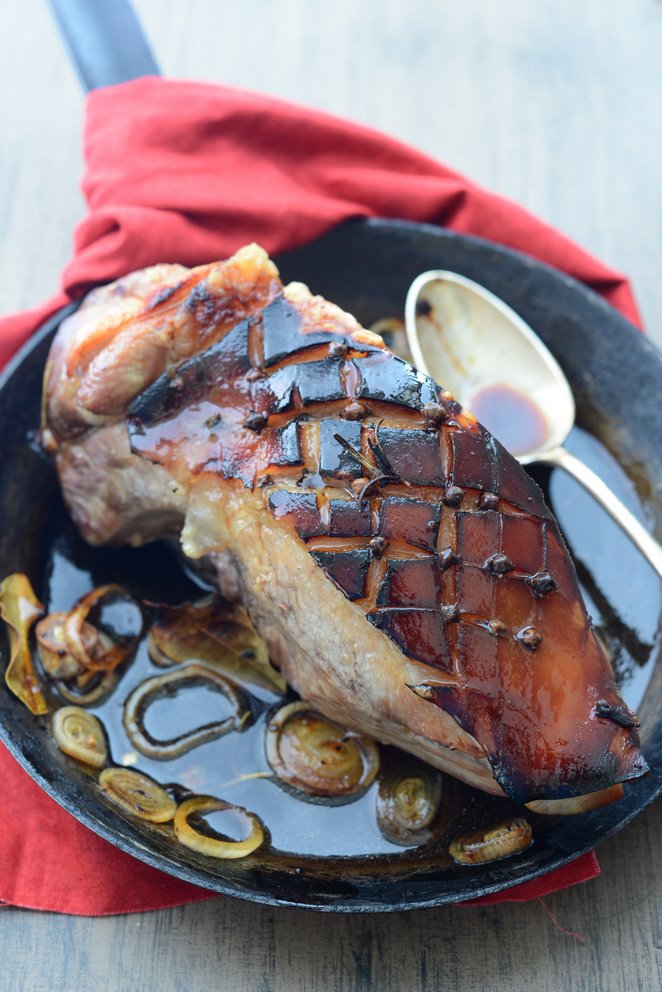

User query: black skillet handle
[47,0,160,92]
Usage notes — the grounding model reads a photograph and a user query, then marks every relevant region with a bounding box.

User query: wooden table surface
[1,1,660,990]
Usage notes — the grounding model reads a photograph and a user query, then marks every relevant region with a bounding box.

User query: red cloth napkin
[1,75,636,915]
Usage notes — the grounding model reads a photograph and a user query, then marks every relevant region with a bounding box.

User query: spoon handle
[537,447,662,579]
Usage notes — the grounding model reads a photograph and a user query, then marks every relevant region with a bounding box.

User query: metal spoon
[404,269,662,578]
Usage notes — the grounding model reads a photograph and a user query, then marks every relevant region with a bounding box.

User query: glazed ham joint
[42,244,648,813]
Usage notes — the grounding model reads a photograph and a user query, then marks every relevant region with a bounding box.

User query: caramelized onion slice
[124,663,250,760]
[36,612,82,679]
[99,768,176,823]
[38,611,120,705]
[266,700,380,798]
[376,752,443,846]
[0,573,47,714]
[63,585,141,672]
[174,795,264,859]
[147,597,285,694]
[449,817,532,866]
[52,706,108,767]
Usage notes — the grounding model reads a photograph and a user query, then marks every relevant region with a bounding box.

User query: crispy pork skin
[43,245,648,806]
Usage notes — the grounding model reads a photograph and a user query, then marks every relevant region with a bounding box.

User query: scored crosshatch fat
[42,244,648,809]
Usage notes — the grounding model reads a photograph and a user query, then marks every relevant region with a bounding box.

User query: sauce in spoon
[469,384,549,456]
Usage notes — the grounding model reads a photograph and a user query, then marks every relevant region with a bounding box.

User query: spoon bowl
[405,270,575,462]
[404,269,662,578]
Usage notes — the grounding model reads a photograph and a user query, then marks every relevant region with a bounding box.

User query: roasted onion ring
[449,817,533,866]
[99,768,176,823]
[123,663,250,760]
[63,585,141,672]
[36,612,82,679]
[52,706,108,768]
[173,795,265,859]
[376,753,443,846]
[265,700,380,798]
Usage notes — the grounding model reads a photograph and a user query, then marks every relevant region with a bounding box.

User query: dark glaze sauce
[470,384,548,456]
[537,428,660,704]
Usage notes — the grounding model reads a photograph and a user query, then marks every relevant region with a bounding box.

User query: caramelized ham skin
[44,245,647,805]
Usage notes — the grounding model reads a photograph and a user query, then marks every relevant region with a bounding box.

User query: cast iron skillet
[0,218,659,911]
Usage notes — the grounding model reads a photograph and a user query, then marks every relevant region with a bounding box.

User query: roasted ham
[42,244,648,807]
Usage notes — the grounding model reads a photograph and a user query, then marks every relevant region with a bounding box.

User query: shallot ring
[265,700,380,799]
[99,768,176,823]
[36,612,81,680]
[173,795,264,859]
[376,755,443,847]
[63,585,141,672]
[449,817,532,865]
[123,662,250,761]
[51,706,108,768]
